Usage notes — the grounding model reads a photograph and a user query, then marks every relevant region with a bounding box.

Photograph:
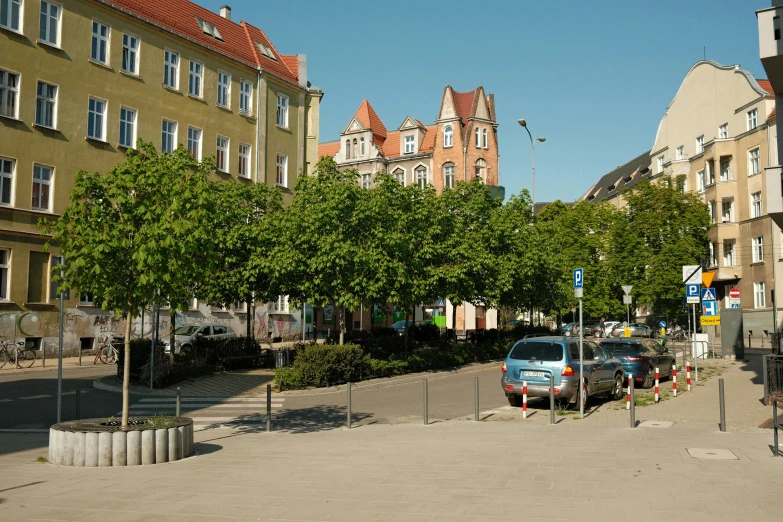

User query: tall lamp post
[518,119,546,207]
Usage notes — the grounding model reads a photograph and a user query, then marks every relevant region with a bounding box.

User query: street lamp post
[518,119,545,207]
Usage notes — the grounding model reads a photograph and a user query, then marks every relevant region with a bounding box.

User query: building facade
[0,0,322,352]
[316,86,500,331]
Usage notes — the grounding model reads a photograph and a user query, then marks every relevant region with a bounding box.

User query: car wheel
[568,381,588,410]
[642,366,654,389]
[564,331,571,337]
[507,395,522,407]
[611,374,624,401]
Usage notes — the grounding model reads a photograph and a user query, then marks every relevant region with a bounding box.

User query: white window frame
[87,96,107,141]
[196,17,222,41]
[217,71,231,109]
[187,60,203,98]
[719,123,728,139]
[475,127,480,148]
[121,33,140,75]
[0,0,22,33]
[0,247,9,300]
[270,295,289,313]
[444,125,453,147]
[39,1,61,47]
[708,242,717,267]
[276,153,288,187]
[187,126,202,160]
[360,137,365,157]
[256,41,277,61]
[404,135,415,154]
[719,158,731,181]
[752,236,764,262]
[721,198,734,223]
[35,81,57,129]
[276,94,288,128]
[749,147,760,175]
[119,106,136,148]
[754,281,766,308]
[751,191,762,219]
[361,173,372,189]
[161,119,177,154]
[163,50,179,90]
[234,300,246,313]
[482,128,488,149]
[239,79,252,115]
[238,143,251,179]
[657,155,664,173]
[393,168,405,185]
[706,161,715,185]
[0,156,15,206]
[697,170,705,193]
[696,135,704,154]
[444,164,455,189]
[91,20,110,65]
[747,108,758,131]
[32,163,53,211]
[723,241,736,266]
[708,201,716,224]
[415,167,427,189]
[79,290,94,306]
[216,136,229,172]
[675,145,684,160]
[0,68,19,119]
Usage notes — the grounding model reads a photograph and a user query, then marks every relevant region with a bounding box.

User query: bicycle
[0,339,36,369]
[94,335,118,365]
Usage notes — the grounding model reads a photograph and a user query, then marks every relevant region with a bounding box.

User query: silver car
[164,323,236,354]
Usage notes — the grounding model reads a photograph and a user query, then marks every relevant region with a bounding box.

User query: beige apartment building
[0,0,322,353]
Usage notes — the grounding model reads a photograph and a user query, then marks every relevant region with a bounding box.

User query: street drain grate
[686,448,738,460]
[639,421,673,428]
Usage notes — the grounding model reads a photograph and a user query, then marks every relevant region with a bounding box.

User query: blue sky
[202,0,767,203]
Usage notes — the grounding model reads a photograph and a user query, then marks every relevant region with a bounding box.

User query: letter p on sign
[573,268,583,289]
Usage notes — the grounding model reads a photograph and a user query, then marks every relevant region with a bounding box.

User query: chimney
[220,5,231,20]
[297,54,308,88]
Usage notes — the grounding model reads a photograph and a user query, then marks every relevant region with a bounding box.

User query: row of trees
[42,141,710,427]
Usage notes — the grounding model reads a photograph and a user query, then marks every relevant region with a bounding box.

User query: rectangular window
[91,21,110,65]
[39,1,61,46]
[79,290,94,305]
[87,96,106,140]
[709,242,718,267]
[749,147,760,175]
[753,236,764,262]
[719,158,731,181]
[482,128,488,149]
[32,164,52,211]
[238,143,250,178]
[723,241,736,266]
[444,165,455,189]
[49,255,69,299]
[276,153,287,187]
[163,50,179,89]
[675,145,685,160]
[755,281,766,308]
[187,126,202,160]
[35,81,57,128]
[719,123,728,139]
[394,169,405,185]
[119,106,136,148]
[360,137,365,157]
[416,168,427,189]
[270,295,289,313]
[721,199,733,223]
[747,109,759,131]
[475,127,481,148]
[706,160,715,185]
[696,135,704,154]
[751,191,762,218]
[188,61,202,97]
[161,119,177,153]
[1,0,22,32]
[121,34,140,75]
[361,173,372,189]
[0,157,14,205]
[239,80,252,115]
[276,94,288,127]
[657,155,664,173]
[217,71,230,108]
[708,201,716,224]
[0,248,9,300]
[697,170,705,192]
[0,69,19,119]
[404,135,415,154]
[216,136,229,172]
[27,251,49,303]
[234,300,246,312]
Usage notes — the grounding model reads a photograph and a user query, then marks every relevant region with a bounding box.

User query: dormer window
[444,125,453,147]
[404,135,414,154]
[195,17,223,41]
[255,41,277,61]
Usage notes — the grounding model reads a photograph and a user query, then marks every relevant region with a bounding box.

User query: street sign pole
[574,268,584,420]
[56,266,64,424]
[692,304,696,359]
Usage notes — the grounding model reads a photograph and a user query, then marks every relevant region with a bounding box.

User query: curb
[92,375,160,396]
[0,363,110,378]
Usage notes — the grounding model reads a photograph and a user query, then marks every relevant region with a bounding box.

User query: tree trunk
[452,302,458,344]
[246,295,252,348]
[339,306,345,345]
[122,308,133,430]
[169,308,175,364]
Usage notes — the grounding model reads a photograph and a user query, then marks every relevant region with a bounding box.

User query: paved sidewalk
[0,355,107,376]
[94,368,277,397]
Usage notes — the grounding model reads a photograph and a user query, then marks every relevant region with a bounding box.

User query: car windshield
[174,325,199,336]
[509,341,564,361]
[601,342,642,354]
[391,320,411,329]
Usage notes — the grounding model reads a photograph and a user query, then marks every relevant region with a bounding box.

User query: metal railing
[773,397,782,457]
[763,355,783,406]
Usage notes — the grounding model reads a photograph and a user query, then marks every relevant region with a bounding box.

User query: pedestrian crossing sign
[701,288,717,302]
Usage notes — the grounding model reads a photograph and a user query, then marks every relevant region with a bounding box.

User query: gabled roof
[581,150,652,202]
[758,79,773,94]
[353,100,387,140]
[419,125,437,153]
[453,89,477,127]
[101,0,298,85]
[318,141,341,159]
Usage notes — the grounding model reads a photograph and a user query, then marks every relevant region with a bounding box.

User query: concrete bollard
[626,374,632,410]
[423,379,428,426]
[85,432,99,467]
[112,431,126,466]
[73,432,86,467]
[629,377,636,428]
[155,429,168,464]
[177,426,188,459]
[266,384,271,433]
[719,378,726,432]
[141,430,155,465]
[97,432,112,467]
[61,432,74,466]
[687,362,691,392]
[127,430,142,466]
[48,428,56,464]
[522,381,528,419]
[654,367,660,403]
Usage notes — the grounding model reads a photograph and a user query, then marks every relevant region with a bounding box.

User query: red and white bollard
[654,367,660,403]
[686,362,691,392]
[626,374,632,410]
[522,381,528,419]
[672,364,677,397]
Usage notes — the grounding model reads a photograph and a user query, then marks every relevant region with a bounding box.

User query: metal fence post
[346,382,352,429]
[176,387,181,417]
[474,376,479,421]
[549,375,555,425]
[78,343,82,366]
[266,384,271,433]
[42,341,46,368]
[630,378,636,428]
[423,379,428,426]
[762,355,769,406]
[774,399,780,457]
[719,378,726,432]
[75,388,81,420]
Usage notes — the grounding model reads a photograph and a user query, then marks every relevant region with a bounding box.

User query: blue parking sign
[573,268,583,289]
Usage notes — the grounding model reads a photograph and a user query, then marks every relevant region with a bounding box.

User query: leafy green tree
[42,141,213,428]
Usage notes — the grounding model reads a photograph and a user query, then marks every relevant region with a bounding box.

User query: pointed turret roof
[353,100,387,140]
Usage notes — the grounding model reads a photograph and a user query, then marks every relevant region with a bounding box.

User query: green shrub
[276,343,365,388]
[365,356,409,378]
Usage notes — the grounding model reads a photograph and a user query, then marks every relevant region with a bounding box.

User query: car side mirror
[196,332,204,338]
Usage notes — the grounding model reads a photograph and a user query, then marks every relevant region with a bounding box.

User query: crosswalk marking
[19,394,51,400]
[122,396,285,428]
[138,397,280,403]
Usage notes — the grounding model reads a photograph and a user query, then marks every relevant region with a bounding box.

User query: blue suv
[501,336,625,408]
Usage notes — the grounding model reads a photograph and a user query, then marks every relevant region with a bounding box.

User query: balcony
[766,166,783,229]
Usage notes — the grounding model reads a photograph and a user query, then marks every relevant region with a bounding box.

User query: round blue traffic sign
[659,321,667,328]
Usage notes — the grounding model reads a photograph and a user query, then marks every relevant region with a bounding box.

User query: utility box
[694,333,709,359]
[720,308,744,360]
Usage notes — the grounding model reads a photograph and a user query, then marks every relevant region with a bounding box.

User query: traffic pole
[522,381,528,419]
[654,367,660,403]
[687,362,691,392]
[626,374,632,410]
[672,365,677,397]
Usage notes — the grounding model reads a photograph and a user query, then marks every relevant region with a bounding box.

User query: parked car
[391,319,432,336]
[599,338,674,388]
[561,322,578,336]
[164,323,236,354]
[501,336,625,409]
[600,321,621,338]
[609,322,653,338]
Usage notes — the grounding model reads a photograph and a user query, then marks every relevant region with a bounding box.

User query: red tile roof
[419,125,437,153]
[103,0,299,85]
[453,89,476,127]
[318,141,341,159]
[769,108,776,121]
[354,100,387,140]
[281,55,299,79]
[758,79,773,94]
[381,132,400,158]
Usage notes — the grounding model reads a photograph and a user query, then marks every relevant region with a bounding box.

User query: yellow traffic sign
[700,315,720,326]
[624,327,631,337]
[702,271,716,288]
